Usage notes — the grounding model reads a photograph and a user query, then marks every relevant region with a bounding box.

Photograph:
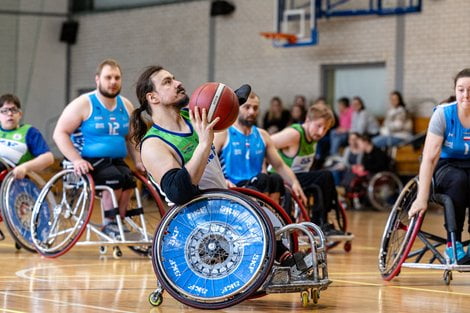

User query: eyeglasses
[0,107,20,115]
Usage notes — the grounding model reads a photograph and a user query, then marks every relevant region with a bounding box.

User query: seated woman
[409,68,470,264]
[262,96,291,134]
[350,96,380,138]
[340,134,391,201]
[372,91,413,149]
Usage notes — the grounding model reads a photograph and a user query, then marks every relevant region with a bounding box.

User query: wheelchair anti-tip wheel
[368,171,403,212]
[152,189,276,309]
[31,169,94,258]
[378,177,423,280]
[0,171,47,252]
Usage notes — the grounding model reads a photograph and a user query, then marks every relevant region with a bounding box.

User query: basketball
[188,82,239,131]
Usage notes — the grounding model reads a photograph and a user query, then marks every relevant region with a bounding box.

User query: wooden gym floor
[1,208,469,313]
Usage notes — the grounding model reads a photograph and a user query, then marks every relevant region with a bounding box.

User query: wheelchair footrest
[263,267,332,294]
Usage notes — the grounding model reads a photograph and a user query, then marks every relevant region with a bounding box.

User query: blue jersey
[72,92,129,158]
[219,126,266,184]
[440,102,470,159]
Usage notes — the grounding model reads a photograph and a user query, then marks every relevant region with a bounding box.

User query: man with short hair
[53,59,143,237]
[213,91,306,204]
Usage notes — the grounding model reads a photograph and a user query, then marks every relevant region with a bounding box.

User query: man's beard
[238,116,255,127]
[99,85,121,99]
[175,94,189,109]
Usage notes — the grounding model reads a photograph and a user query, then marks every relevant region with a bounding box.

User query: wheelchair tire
[152,189,276,309]
[0,171,47,253]
[368,171,403,212]
[378,177,424,280]
[31,169,94,258]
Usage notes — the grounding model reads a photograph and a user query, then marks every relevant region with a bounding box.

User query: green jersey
[142,110,226,190]
[279,123,316,173]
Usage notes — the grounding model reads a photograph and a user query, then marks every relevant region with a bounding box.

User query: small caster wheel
[15,242,21,250]
[443,270,452,285]
[311,289,319,304]
[301,290,309,307]
[113,246,122,259]
[99,246,107,255]
[344,241,352,252]
[149,291,163,306]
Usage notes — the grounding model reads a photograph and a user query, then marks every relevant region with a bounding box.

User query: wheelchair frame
[30,167,164,258]
[378,176,470,285]
[149,189,331,309]
[282,184,354,252]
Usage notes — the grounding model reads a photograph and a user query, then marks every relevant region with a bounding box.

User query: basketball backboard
[272,0,422,47]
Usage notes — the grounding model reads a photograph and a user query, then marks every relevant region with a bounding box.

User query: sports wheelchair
[148,189,332,309]
[280,183,354,252]
[0,157,47,252]
[30,161,165,258]
[343,170,403,211]
[378,177,470,285]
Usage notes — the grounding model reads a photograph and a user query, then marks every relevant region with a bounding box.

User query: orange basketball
[188,82,239,131]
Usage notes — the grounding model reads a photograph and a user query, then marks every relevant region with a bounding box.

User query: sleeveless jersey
[0,124,35,165]
[142,110,226,191]
[279,123,316,173]
[72,92,129,158]
[440,102,470,159]
[219,125,266,184]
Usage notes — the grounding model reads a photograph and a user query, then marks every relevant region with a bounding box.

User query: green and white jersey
[142,110,226,191]
[0,124,34,165]
[279,123,316,173]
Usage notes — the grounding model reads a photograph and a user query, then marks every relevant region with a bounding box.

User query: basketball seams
[207,83,225,122]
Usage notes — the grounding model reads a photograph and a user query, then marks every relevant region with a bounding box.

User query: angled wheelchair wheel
[31,169,94,258]
[368,171,404,212]
[0,171,47,252]
[378,177,424,280]
[231,187,296,252]
[152,189,276,309]
[126,171,167,257]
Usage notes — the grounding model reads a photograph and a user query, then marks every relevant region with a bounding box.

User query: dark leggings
[296,170,338,226]
[434,161,470,242]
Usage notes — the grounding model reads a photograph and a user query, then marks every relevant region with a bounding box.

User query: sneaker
[102,222,122,239]
[321,223,346,237]
[445,242,466,263]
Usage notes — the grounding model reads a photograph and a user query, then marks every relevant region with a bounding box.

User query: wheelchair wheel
[326,199,349,250]
[368,171,404,212]
[0,171,47,252]
[126,171,167,257]
[152,189,276,309]
[378,177,424,280]
[30,169,94,258]
[231,187,296,251]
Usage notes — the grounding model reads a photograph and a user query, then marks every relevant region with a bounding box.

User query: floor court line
[334,279,470,296]
[0,308,27,313]
[0,291,133,313]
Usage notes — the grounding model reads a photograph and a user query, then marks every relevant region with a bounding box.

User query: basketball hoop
[260,32,298,44]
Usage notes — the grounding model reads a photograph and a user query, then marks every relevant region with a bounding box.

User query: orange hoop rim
[260,32,297,44]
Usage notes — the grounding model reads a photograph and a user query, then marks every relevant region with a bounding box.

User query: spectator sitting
[329,97,353,156]
[262,96,291,134]
[372,91,413,149]
[350,96,380,137]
